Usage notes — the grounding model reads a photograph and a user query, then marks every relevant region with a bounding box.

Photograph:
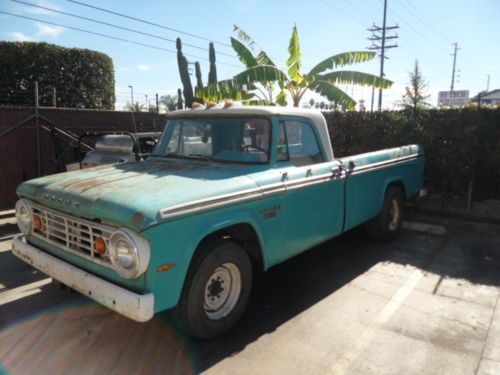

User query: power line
[339,0,374,21]
[65,0,233,48]
[10,0,239,59]
[319,0,367,28]
[387,8,447,58]
[398,0,450,44]
[0,11,243,69]
[360,0,444,73]
[400,0,487,79]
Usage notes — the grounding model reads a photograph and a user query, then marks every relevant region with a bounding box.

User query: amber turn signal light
[156,263,176,272]
[33,215,42,230]
[94,237,106,256]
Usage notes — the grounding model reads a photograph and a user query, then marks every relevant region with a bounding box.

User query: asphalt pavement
[1,214,500,375]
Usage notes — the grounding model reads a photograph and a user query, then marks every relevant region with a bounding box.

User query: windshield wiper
[187,154,218,165]
[150,152,183,159]
[150,152,218,165]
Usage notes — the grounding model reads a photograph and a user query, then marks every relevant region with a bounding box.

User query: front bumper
[11,236,154,322]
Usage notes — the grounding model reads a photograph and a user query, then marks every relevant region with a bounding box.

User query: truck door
[276,118,344,260]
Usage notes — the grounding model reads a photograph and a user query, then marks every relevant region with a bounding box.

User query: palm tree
[159,94,178,112]
[233,25,392,108]
[124,101,145,112]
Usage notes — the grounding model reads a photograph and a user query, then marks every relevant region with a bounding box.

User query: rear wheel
[174,240,252,339]
[365,185,405,242]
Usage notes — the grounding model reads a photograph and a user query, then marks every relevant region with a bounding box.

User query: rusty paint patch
[62,178,103,191]
[131,211,146,226]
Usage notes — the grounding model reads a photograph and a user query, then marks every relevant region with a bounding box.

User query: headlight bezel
[108,228,150,279]
[15,198,33,234]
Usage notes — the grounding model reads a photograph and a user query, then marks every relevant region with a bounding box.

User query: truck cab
[12,106,424,338]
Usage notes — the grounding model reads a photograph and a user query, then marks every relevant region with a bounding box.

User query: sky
[1,0,499,110]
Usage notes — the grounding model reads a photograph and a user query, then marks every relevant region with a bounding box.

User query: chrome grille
[29,201,116,269]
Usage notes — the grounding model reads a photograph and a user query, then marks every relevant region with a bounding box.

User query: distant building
[438,90,469,107]
[470,89,500,106]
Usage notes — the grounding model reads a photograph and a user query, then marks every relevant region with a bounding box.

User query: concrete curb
[402,220,447,236]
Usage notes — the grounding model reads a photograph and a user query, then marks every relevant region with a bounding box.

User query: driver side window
[277,120,324,166]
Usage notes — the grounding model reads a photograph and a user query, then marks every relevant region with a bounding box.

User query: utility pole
[128,85,134,111]
[450,42,460,92]
[155,93,159,113]
[34,82,41,177]
[52,87,57,107]
[486,74,490,92]
[367,0,398,111]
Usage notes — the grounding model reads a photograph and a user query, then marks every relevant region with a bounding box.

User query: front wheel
[173,240,252,339]
[364,186,405,242]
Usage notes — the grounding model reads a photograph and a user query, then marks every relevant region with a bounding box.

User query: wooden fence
[0,106,165,208]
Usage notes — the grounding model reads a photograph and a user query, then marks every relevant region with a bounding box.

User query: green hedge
[0,42,115,109]
[323,108,500,200]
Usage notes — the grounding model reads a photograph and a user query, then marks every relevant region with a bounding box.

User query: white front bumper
[11,236,154,322]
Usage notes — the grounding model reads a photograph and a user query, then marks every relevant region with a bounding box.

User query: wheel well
[194,223,264,270]
[388,180,406,197]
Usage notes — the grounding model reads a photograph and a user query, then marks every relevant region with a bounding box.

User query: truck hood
[17,159,260,231]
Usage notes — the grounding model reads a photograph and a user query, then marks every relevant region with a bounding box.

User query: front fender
[142,207,266,312]
[183,209,268,270]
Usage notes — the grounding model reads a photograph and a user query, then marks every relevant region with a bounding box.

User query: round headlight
[108,228,150,279]
[15,199,32,234]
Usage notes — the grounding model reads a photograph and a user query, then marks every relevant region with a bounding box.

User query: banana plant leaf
[309,80,356,109]
[256,51,275,67]
[308,51,376,76]
[231,37,258,68]
[196,79,255,102]
[320,71,392,89]
[242,99,272,106]
[233,65,288,85]
[287,25,303,83]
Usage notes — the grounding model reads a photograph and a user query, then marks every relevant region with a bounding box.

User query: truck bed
[339,144,424,232]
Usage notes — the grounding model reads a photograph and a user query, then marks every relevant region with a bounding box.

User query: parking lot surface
[1,215,500,375]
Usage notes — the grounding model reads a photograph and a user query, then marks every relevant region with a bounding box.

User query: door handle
[331,166,342,178]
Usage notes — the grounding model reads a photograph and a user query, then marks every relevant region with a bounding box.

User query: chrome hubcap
[204,263,241,320]
[388,199,400,231]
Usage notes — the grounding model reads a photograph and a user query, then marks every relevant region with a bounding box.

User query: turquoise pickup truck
[12,107,424,338]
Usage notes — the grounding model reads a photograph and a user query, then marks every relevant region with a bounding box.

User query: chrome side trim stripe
[158,153,422,220]
[159,173,340,220]
[284,172,336,191]
[349,153,422,175]
[261,182,286,196]
[159,187,264,219]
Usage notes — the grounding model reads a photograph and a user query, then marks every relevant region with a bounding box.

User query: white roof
[169,105,320,117]
[168,106,334,161]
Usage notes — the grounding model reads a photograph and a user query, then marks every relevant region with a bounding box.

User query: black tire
[364,185,405,242]
[173,240,252,339]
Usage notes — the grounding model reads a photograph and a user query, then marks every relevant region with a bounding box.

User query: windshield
[152,117,271,164]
